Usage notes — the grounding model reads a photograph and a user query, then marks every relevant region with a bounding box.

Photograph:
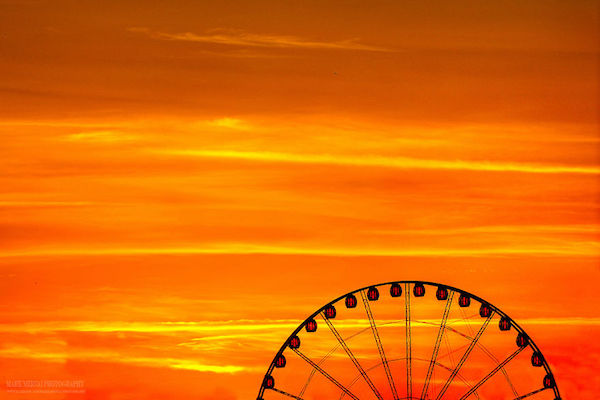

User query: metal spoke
[435,321,518,398]
[443,331,456,367]
[420,291,454,399]
[404,283,412,399]
[360,290,400,400]
[271,387,306,400]
[460,307,475,336]
[473,337,518,397]
[458,346,524,399]
[292,348,360,400]
[299,369,317,398]
[512,387,549,400]
[301,320,404,398]
[435,313,493,400]
[339,356,480,400]
[321,312,383,400]
[455,307,517,396]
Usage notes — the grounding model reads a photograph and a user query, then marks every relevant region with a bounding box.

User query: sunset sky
[1,1,599,399]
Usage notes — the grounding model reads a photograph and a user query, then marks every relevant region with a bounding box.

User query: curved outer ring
[257,280,561,400]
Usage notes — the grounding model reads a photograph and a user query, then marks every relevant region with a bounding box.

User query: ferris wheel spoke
[292,348,360,400]
[512,387,550,399]
[458,346,525,400]
[435,313,493,400]
[270,387,306,400]
[298,369,317,397]
[320,312,383,400]
[404,283,412,399]
[436,323,518,398]
[300,324,376,397]
[473,337,518,397]
[460,307,475,336]
[420,292,455,400]
[455,308,519,398]
[443,332,456,366]
[447,313,477,326]
[360,290,400,400]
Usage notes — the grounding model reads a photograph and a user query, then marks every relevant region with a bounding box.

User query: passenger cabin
[458,293,471,307]
[479,303,492,318]
[543,374,555,388]
[324,304,336,319]
[367,286,379,301]
[305,318,317,332]
[289,335,300,349]
[532,351,544,367]
[413,283,425,297]
[516,332,529,347]
[345,294,358,308]
[499,316,511,331]
[274,354,286,368]
[263,375,274,389]
[390,283,402,297]
[436,286,448,300]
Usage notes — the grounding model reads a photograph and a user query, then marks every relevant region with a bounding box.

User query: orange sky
[0,1,599,399]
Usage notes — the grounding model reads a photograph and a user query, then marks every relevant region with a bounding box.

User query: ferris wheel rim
[257,280,561,400]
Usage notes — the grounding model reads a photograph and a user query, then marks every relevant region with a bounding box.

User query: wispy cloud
[1,241,598,258]
[367,225,599,236]
[0,201,95,207]
[129,27,391,52]
[2,318,598,375]
[64,130,137,143]
[2,318,599,335]
[0,320,301,334]
[158,149,600,175]
[207,118,250,130]
[0,347,249,374]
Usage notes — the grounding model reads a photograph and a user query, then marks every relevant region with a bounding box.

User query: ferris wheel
[257,281,560,400]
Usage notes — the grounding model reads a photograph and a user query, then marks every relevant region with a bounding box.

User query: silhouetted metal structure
[257,281,561,400]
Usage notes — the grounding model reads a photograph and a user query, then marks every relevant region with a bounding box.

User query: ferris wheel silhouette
[257,281,560,400]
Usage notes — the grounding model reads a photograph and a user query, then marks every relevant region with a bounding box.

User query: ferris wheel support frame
[256,280,561,400]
